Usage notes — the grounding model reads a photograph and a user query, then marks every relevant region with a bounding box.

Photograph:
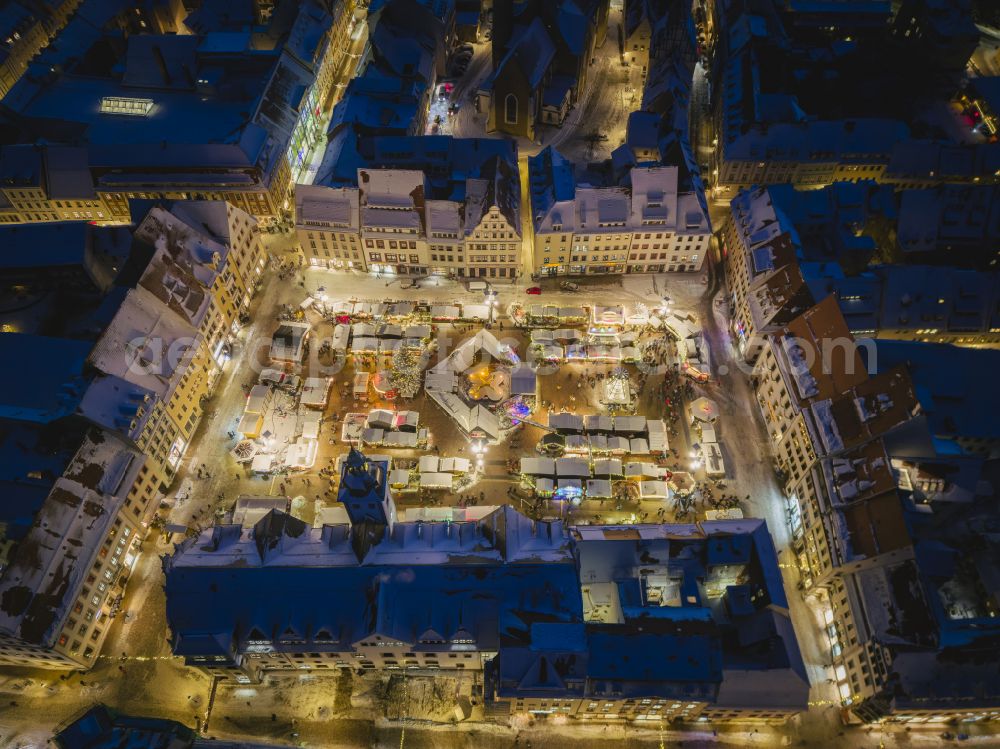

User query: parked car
[526,286,542,295]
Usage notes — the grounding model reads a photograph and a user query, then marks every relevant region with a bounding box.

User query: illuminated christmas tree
[389,346,422,398]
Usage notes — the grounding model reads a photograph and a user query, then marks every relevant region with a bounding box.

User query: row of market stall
[543,413,668,454]
[388,455,473,492]
[519,457,674,500]
[340,409,427,448]
[348,322,431,359]
[525,303,664,326]
[528,327,650,363]
[519,456,701,500]
[315,297,497,322]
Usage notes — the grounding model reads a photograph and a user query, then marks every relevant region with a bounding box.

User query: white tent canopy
[549,413,584,432]
[420,472,454,489]
[639,480,670,499]
[586,479,612,498]
[556,457,590,478]
[593,458,624,476]
[521,457,556,476]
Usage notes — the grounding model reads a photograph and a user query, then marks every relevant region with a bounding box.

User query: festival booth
[300,378,331,409]
[269,322,311,364]
[353,372,371,401]
[585,479,613,498]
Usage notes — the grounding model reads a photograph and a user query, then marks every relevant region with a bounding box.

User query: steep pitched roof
[495,18,556,90]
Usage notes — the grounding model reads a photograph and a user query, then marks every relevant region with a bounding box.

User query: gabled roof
[494,18,555,90]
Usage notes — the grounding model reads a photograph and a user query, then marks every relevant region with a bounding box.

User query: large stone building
[0,420,152,669]
[165,449,809,724]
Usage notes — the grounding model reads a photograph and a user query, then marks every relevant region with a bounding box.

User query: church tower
[337,448,397,530]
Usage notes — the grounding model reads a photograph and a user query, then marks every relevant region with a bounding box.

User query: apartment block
[894,184,1000,270]
[299,136,522,280]
[724,182,1000,354]
[295,184,364,271]
[0,0,348,226]
[0,422,149,669]
[747,286,1000,720]
[88,285,214,488]
[132,201,267,358]
[881,141,1000,189]
[808,266,1000,347]
[530,148,711,276]
[0,0,81,99]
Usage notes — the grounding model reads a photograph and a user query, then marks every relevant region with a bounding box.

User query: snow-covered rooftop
[0,428,143,646]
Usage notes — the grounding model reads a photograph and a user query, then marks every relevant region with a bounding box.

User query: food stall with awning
[625,462,666,479]
[585,414,613,432]
[549,413,584,433]
[647,419,668,454]
[639,480,670,499]
[389,468,412,489]
[586,479,612,498]
[520,456,556,476]
[530,329,554,343]
[300,377,331,409]
[555,457,590,478]
[510,364,537,396]
[593,458,624,477]
[238,411,264,439]
[462,304,490,320]
[534,477,555,496]
[553,328,582,341]
[591,305,625,326]
[331,324,350,353]
[431,305,460,320]
[557,306,587,321]
[353,372,370,400]
[439,457,471,473]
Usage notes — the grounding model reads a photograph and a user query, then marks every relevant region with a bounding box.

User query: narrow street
[696,262,840,722]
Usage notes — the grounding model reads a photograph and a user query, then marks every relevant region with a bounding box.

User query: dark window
[504,94,518,125]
